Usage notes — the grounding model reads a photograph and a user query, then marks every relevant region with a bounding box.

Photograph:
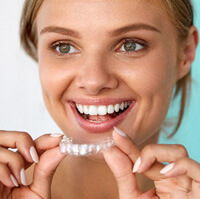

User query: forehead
[36,0,174,37]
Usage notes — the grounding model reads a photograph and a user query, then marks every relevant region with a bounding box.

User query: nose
[75,55,118,95]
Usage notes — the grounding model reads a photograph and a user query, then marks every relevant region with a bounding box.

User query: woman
[0,0,199,198]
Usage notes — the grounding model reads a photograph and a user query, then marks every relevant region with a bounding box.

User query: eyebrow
[40,26,81,38]
[40,23,161,38]
[109,23,161,36]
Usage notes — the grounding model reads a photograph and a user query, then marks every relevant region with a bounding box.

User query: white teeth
[76,104,83,114]
[89,105,98,115]
[114,104,120,112]
[107,105,114,114]
[83,105,89,114]
[76,101,131,116]
[120,102,125,110]
[98,105,107,115]
[124,101,128,108]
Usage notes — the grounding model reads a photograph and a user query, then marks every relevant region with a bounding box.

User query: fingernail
[10,174,19,187]
[20,168,27,186]
[133,157,141,173]
[113,127,127,137]
[50,133,64,138]
[30,146,39,163]
[160,163,175,174]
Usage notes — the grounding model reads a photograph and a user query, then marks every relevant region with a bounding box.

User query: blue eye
[120,40,144,52]
[56,43,78,54]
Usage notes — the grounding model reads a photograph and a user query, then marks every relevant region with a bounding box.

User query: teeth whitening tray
[60,136,115,156]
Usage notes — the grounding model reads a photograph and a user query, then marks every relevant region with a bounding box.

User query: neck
[139,130,160,150]
[137,131,160,191]
[52,155,118,199]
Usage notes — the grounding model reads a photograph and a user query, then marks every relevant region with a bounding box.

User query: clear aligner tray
[60,136,115,156]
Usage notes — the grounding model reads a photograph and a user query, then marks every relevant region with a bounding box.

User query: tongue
[88,114,113,122]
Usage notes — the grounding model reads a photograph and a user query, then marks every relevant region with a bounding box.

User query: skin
[36,0,179,145]
[0,0,199,198]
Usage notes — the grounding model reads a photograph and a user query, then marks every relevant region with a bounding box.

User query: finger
[24,133,64,169]
[159,157,200,193]
[34,133,64,155]
[160,157,200,181]
[0,130,36,163]
[30,136,66,199]
[192,180,200,198]
[0,147,27,186]
[103,146,142,198]
[12,186,45,199]
[113,128,164,181]
[23,133,64,175]
[0,163,19,187]
[137,144,188,173]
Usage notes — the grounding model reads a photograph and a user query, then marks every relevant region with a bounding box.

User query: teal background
[159,0,200,163]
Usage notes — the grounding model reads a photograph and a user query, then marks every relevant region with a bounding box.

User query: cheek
[118,52,178,143]
[139,55,177,116]
[38,58,76,128]
[122,49,178,99]
[38,55,74,103]
[38,41,71,102]
[39,65,62,101]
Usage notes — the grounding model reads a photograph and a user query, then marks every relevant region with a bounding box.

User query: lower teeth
[60,136,115,156]
[87,120,103,123]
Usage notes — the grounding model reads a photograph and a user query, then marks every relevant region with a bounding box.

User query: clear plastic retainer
[59,136,115,156]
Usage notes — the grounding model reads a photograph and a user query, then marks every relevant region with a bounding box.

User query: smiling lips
[70,100,136,133]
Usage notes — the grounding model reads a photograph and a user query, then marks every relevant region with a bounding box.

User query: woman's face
[36,0,181,145]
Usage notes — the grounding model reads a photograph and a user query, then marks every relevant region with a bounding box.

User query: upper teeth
[76,101,131,116]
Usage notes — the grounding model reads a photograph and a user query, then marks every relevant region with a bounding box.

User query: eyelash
[117,38,148,54]
[49,38,148,57]
[50,41,78,57]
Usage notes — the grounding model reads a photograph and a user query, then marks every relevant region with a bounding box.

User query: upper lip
[67,98,135,106]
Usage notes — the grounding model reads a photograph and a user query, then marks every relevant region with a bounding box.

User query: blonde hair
[158,0,193,136]
[20,0,194,136]
[20,0,43,61]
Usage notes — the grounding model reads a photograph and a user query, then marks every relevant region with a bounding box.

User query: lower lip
[70,102,136,133]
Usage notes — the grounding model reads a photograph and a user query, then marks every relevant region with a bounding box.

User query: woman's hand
[0,130,66,199]
[103,128,200,199]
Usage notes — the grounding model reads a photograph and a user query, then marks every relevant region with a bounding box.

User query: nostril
[74,60,118,95]
[75,72,118,95]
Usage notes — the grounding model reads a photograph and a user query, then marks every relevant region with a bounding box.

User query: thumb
[30,135,66,198]
[112,128,164,181]
[103,146,142,198]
